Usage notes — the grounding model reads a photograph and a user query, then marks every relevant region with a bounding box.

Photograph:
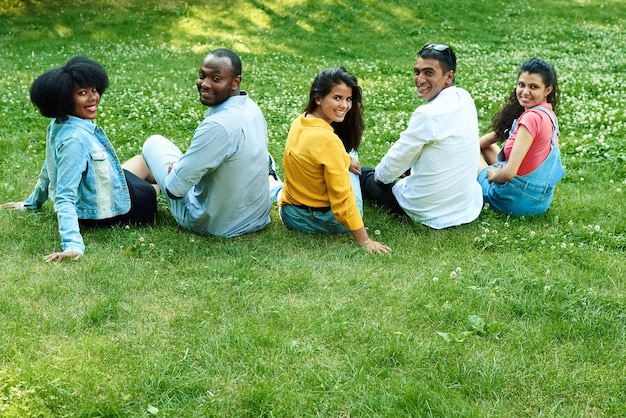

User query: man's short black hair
[209,48,242,77]
[417,43,457,74]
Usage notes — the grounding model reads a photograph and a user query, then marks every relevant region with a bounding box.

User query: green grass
[1,0,625,416]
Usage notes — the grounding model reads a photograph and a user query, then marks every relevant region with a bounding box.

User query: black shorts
[80,170,157,228]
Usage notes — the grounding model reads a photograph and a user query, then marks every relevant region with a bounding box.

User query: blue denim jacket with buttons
[24,116,131,255]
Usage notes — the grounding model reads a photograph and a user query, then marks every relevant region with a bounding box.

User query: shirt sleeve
[320,140,364,231]
[517,109,543,138]
[375,110,431,183]
[24,161,50,210]
[165,121,231,198]
[53,136,87,255]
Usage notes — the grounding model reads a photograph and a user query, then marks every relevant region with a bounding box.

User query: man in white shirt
[360,43,483,229]
[142,48,271,237]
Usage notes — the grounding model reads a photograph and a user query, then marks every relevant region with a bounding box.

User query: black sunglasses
[419,43,450,53]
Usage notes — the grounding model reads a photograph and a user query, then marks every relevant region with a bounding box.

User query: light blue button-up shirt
[165,93,271,237]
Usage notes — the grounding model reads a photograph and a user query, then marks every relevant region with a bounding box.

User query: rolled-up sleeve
[165,122,230,198]
[376,111,430,183]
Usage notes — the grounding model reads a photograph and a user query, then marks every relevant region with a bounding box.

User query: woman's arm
[479,131,498,149]
[479,132,501,165]
[349,156,361,175]
[52,137,88,257]
[487,125,534,183]
[351,226,391,254]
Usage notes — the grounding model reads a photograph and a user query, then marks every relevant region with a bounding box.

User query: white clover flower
[594,225,601,232]
[455,267,462,273]
[450,271,457,279]
[432,276,439,283]
[544,285,551,292]
[530,230,536,237]
[139,236,145,243]
[560,242,567,249]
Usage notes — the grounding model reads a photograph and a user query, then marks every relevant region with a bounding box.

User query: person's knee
[143,134,167,153]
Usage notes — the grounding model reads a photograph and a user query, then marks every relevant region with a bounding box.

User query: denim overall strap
[527,105,565,186]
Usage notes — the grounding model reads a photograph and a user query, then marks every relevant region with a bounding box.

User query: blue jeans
[269,150,362,234]
[478,143,565,216]
[279,204,348,234]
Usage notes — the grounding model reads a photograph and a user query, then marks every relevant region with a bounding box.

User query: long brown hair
[304,66,364,152]
[490,58,559,140]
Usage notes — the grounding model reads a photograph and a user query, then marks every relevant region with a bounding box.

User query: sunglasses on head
[419,43,450,53]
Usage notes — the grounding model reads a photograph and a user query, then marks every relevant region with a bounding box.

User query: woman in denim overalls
[478,58,565,216]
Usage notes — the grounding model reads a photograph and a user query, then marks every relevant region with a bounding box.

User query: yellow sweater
[279,113,364,231]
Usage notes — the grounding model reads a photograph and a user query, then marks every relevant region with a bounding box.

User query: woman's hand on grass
[44,251,82,262]
[1,202,25,210]
[361,239,392,254]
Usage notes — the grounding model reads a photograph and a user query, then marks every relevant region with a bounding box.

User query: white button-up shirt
[375,86,483,229]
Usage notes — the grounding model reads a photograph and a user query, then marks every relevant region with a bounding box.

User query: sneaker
[268,154,280,181]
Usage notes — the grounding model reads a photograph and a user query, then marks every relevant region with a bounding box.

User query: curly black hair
[29,55,109,121]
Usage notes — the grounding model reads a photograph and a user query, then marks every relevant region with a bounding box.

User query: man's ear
[232,75,242,91]
[445,70,455,86]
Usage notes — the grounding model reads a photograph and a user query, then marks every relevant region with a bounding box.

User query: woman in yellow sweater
[269,66,390,254]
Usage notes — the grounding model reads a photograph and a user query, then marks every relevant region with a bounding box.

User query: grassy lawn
[1,0,625,416]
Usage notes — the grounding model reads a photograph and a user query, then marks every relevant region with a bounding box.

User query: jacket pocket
[90,150,110,176]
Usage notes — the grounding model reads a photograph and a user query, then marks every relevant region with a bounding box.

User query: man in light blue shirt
[142,48,271,237]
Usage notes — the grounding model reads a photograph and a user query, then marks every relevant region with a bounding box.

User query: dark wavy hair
[304,66,364,152]
[29,55,109,122]
[490,57,559,140]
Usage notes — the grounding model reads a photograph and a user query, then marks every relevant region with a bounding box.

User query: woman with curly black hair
[2,56,159,261]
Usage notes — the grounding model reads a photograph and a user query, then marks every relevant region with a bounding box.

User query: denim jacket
[24,116,131,255]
